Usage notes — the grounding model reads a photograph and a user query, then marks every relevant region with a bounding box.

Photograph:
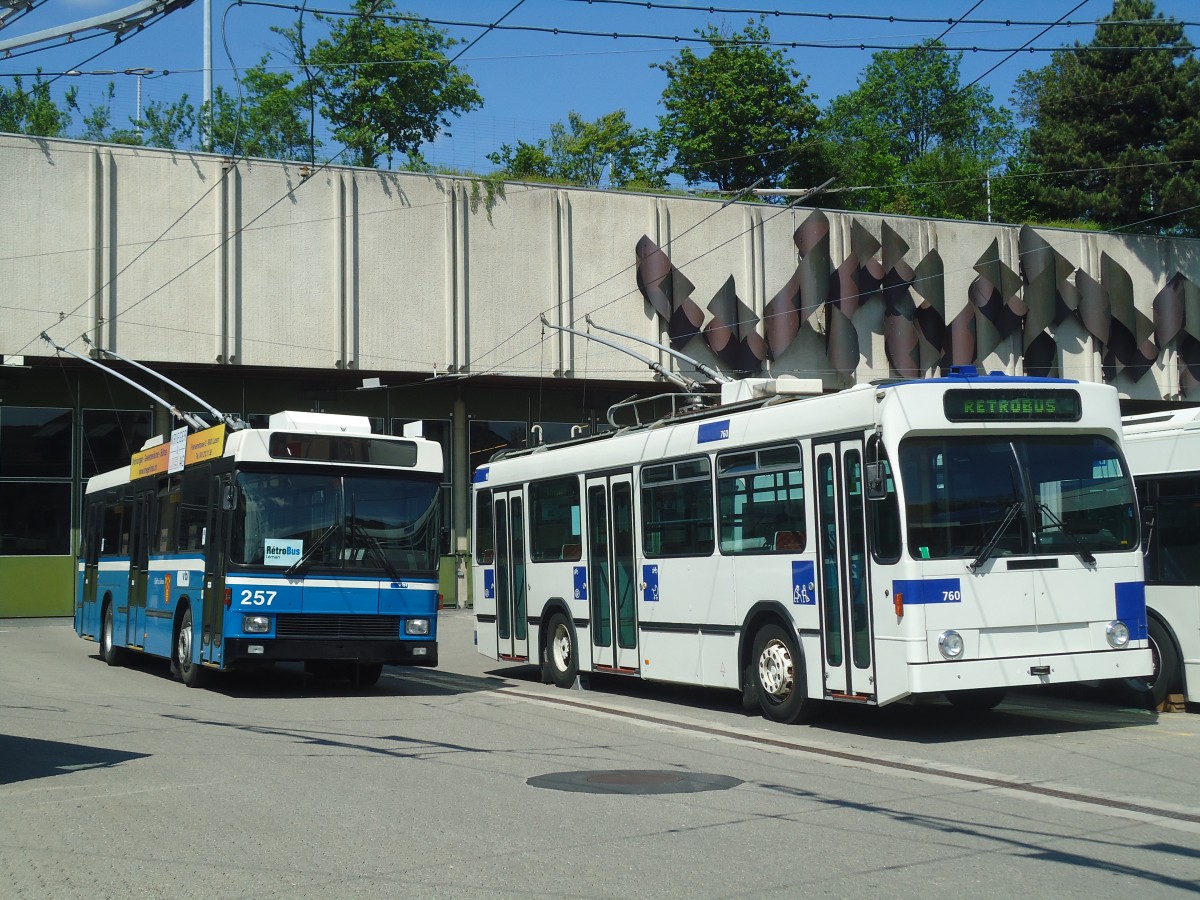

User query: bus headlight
[938,630,965,660]
[1106,620,1131,649]
[243,615,270,634]
[405,618,430,636]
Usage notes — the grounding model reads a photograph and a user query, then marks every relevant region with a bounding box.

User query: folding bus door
[813,439,876,701]
[126,487,155,650]
[586,474,639,673]
[200,472,230,667]
[493,491,529,661]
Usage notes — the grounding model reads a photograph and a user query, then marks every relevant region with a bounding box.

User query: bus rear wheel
[174,606,207,689]
[752,624,816,724]
[100,603,123,666]
[542,612,578,689]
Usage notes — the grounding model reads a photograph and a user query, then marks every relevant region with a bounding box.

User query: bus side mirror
[865,462,887,500]
[222,485,238,511]
[1141,505,1155,529]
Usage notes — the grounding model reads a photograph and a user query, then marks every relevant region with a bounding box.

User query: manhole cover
[527,769,742,795]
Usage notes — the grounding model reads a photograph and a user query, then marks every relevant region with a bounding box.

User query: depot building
[3,132,1198,615]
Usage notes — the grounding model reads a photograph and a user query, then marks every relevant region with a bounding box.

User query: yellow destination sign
[130,424,226,479]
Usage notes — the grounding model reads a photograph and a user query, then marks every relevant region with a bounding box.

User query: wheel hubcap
[758,639,794,698]
[553,626,571,669]
[177,619,192,669]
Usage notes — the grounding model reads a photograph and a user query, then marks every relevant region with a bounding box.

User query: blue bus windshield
[229,470,441,576]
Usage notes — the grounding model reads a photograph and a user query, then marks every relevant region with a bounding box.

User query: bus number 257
[239,589,277,606]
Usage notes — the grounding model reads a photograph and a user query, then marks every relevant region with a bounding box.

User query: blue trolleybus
[473,370,1151,722]
[76,411,444,688]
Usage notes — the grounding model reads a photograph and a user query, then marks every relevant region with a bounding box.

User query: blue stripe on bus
[473,466,490,483]
[697,419,730,444]
[1115,581,1148,639]
[891,578,963,604]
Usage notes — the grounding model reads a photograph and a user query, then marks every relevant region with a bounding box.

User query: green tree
[201,57,316,161]
[820,40,1013,219]
[136,96,196,149]
[653,18,820,193]
[78,82,143,145]
[279,0,482,169]
[488,110,664,189]
[1014,0,1200,234]
[0,73,76,137]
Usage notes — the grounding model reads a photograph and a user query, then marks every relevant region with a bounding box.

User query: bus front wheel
[174,606,207,689]
[542,613,578,689]
[752,624,816,724]
[1126,617,1182,711]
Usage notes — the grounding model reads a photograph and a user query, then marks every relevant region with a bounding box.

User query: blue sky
[2,0,1197,174]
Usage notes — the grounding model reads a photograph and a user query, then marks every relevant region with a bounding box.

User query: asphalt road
[3,611,1200,899]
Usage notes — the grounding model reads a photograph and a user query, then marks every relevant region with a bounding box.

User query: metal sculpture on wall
[635,209,1200,397]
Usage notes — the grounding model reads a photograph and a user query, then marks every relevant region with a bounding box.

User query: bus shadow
[0,734,148,785]
[493,665,1161,741]
[90,651,514,699]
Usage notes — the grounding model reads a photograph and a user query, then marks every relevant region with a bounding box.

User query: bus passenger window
[716,444,805,555]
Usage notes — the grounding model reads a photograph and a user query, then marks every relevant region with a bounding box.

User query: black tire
[1126,617,1182,711]
[542,612,578,689]
[175,605,207,689]
[751,623,816,724]
[353,662,383,688]
[100,602,123,666]
[946,687,1006,712]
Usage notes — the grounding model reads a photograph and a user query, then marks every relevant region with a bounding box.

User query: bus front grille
[275,614,401,640]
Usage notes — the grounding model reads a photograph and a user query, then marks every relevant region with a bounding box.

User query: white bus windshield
[230,470,441,576]
[900,435,1137,561]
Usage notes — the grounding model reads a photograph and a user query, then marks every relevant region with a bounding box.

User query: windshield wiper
[1035,503,1096,565]
[968,501,1024,573]
[284,521,340,578]
[348,495,402,582]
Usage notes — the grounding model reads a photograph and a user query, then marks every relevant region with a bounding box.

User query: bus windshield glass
[900,435,1136,561]
[229,470,441,576]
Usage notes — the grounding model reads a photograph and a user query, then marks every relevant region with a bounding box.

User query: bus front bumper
[224,637,438,667]
[908,647,1151,693]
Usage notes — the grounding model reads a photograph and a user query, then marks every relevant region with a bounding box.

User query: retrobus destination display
[943,389,1082,422]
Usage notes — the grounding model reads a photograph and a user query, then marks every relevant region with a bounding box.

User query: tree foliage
[278,0,482,169]
[0,73,76,137]
[653,19,820,193]
[1014,0,1200,234]
[201,57,317,161]
[488,110,664,189]
[819,40,1013,219]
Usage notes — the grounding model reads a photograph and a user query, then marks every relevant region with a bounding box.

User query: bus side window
[475,489,494,564]
[1147,475,1200,585]
[866,437,902,563]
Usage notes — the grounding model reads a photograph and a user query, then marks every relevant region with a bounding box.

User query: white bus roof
[83,411,442,495]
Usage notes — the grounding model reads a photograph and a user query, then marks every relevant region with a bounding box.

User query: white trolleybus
[76,410,444,688]
[1121,407,1200,709]
[472,368,1150,723]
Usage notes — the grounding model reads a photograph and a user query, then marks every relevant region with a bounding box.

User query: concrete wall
[4,133,1200,399]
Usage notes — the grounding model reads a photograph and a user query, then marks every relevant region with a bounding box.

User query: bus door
[492,490,529,661]
[126,487,155,650]
[201,473,230,666]
[586,473,639,673]
[79,499,102,636]
[814,439,876,700]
